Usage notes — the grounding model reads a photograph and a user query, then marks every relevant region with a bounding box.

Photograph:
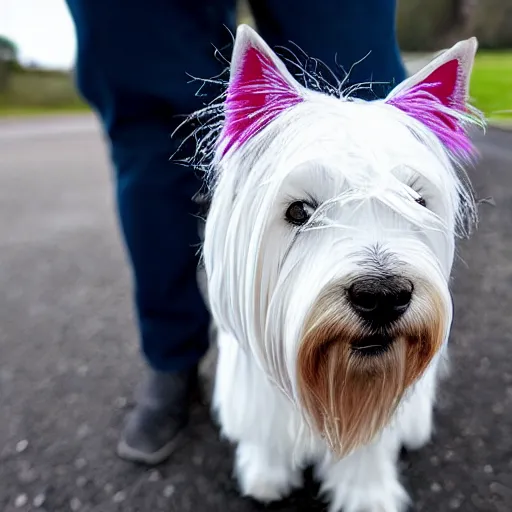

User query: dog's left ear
[385,38,482,158]
[219,24,304,156]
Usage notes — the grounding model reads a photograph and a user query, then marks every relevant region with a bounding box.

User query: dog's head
[202,25,484,455]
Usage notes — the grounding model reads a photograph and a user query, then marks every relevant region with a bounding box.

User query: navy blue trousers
[65,0,406,372]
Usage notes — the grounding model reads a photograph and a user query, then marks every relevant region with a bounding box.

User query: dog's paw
[401,419,432,452]
[235,443,301,503]
[400,397,433,451]
[322,477,410,512]
[237,468,298,503]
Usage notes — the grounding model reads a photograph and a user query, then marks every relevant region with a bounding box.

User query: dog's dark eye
[415,196,427,208]
[285,201,314,226]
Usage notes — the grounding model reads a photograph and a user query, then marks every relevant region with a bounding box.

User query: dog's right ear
[218,24,304,157]
[384,38,484,161]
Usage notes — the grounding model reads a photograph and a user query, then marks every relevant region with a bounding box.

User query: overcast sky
[0,0,76,69]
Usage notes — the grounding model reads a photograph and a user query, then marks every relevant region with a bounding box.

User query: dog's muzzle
[296,276,447,456]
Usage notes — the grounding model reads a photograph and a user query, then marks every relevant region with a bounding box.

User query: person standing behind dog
[64,0,406,465]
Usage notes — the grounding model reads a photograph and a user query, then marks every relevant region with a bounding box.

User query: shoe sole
[116,430,186,466]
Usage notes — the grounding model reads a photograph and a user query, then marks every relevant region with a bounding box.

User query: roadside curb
[486,120,512,132]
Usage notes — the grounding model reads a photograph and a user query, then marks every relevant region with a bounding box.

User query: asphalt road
[0,115,511,512]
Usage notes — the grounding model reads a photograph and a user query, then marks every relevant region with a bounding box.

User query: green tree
[0,35,18,91]
[471,0,512,49]
[397,0,471,52]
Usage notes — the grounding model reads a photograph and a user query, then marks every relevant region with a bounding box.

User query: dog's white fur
[200,25,484,512]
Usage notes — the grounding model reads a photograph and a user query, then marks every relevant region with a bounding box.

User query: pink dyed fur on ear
[386,38,483,160]
[219,25,304,157]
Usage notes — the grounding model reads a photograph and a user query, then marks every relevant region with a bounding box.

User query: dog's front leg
[316,428,409,512]
[398,359,439,452]
[213,331,303,503]
[234,439,303,503]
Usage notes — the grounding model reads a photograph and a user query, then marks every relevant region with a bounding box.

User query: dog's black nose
[348,276,413,326]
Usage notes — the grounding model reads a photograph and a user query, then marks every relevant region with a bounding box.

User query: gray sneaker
[117,367,198,465]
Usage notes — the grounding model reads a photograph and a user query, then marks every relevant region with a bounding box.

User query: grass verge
[0,69,90,117]
[471,51,512,123]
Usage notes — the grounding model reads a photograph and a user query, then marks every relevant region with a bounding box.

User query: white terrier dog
[197,25,485,512]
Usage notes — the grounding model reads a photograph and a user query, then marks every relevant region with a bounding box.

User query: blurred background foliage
[0,0,510,120]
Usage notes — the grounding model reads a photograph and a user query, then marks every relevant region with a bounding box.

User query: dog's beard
[296,284,447,457]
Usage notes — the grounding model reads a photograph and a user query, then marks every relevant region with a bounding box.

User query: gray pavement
[0,115,511,512]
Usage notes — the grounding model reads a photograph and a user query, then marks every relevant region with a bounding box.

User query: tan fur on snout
[297,285,446,457]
